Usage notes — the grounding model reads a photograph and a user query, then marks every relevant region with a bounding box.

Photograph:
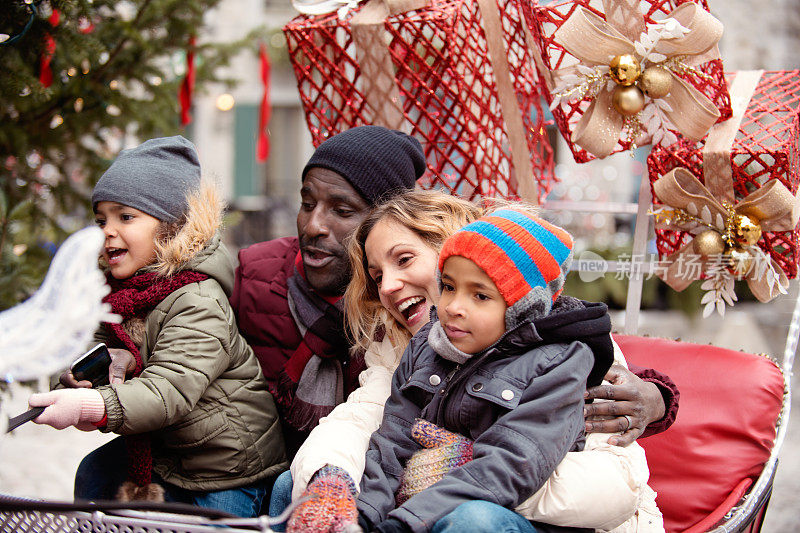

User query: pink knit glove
[287,465,358,533]
[28,389,106,431]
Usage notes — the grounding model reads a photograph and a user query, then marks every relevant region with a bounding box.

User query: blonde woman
[276,190,674,532]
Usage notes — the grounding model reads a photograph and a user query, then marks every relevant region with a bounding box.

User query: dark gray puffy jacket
[358,299,613,532]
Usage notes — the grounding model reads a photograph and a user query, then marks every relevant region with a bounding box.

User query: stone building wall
[712,0,800,70]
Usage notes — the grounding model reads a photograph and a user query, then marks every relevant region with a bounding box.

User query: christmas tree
[0,0,260,309]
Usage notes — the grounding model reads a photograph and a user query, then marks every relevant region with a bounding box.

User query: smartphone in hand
[71,343,112,387]
[6,344,113,433]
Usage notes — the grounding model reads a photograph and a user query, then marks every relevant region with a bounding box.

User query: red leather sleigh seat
[614,335,785,533]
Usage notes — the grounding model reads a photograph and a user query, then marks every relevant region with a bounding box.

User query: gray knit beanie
[302,125,425,206]
[92,136,202,222]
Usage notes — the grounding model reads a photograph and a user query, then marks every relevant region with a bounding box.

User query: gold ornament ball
[726,246,754,278]
[638,67,673,99]
[733,214,763,246]
[612,85,646,116]
[609,54,641,86]
[693,230,726,256]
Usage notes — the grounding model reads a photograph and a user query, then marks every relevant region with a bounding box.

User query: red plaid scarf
[276,254,364,432]
[102,270,208,487]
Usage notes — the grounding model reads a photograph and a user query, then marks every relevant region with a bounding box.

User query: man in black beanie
[231,125,426,457]
[232,125,678,518]
[296,125,425,294]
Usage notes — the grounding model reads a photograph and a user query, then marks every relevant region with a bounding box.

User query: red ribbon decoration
[179,36,196,126]
[257,43,272,162]
[39,9,60,87]
[78,16,95,34]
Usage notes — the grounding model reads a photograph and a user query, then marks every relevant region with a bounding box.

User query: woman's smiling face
[364,218,441,336]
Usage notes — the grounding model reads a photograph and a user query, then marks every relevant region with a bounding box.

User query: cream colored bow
[550,1,723,158]
[653,167,799,304]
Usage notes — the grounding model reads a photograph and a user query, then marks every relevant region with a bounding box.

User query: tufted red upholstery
[614,335,785,533]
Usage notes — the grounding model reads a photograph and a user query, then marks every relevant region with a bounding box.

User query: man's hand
[59,348,136,388]
[584,364,666,446]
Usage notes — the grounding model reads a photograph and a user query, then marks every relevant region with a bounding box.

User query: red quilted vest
[231,236,302,394]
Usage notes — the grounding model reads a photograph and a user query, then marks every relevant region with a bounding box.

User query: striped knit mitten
[287,465,358,533]
[395,419,473,504]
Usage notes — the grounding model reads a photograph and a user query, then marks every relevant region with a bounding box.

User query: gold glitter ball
[609,54,641,86]
[612,85,645,116]
[693,230,726,257]
[726,246,754,278]
[733,214,762,246]
[638,67,673,99]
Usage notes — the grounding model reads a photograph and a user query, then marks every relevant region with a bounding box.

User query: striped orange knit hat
[438,208,574,328]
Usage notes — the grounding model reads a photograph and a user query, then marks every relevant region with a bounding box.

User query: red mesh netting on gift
[522,0,733,163]
[283,0,554,201]
[648,70,800,278]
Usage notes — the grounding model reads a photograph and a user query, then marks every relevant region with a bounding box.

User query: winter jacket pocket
[269,278,288,298]
[460,374,524,436]
[161,407,246,478]
[398,366,440,406]
[464,374,523,409]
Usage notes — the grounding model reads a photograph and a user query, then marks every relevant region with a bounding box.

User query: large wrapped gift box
[522,0,732,162]
[283,0,553,201]
[648,70,800,287]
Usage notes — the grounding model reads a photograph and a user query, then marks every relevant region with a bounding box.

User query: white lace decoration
[0,226,120,383]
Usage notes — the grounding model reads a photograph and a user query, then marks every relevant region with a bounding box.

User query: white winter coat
[290,337,663,532]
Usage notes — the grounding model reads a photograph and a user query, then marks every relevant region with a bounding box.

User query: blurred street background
[1,0,799,530]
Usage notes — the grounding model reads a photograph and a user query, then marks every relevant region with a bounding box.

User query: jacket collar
[426,296,614,386]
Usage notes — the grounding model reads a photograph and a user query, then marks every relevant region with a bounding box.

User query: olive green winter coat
[96,186,287,491]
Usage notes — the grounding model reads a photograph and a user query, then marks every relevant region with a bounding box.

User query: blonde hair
[481,197,541,218]
[344,189,481,356]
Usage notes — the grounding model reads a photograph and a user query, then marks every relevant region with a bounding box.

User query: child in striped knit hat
[356,207,616,533]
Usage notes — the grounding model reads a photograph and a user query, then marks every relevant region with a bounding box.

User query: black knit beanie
[302,125,426,205]
[92,136,201,222]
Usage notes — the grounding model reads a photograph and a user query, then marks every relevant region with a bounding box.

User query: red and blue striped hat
[438,208,573,326]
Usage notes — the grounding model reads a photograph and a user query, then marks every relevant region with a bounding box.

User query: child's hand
[58,369,92,389]
[410,418,468,448]
[287,465,358,533]
[107,348,137,385]
[28,389,106,431]
[396,420,473,504]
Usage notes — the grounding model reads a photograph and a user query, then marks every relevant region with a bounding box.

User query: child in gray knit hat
[30,136,288,516]
[92,135,201,224]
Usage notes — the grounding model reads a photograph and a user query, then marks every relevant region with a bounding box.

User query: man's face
[297,167,370,295]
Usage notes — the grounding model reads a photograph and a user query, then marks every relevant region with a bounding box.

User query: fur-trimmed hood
[150,183,234,295]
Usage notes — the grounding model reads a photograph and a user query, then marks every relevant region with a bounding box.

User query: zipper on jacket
[438,332,507,398]
[428,308,525,424]
[439,364,461,394]
[434,349,496,424]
